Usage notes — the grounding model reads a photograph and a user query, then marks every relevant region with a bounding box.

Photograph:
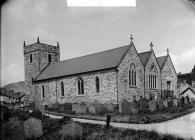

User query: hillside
[2,81,26,94]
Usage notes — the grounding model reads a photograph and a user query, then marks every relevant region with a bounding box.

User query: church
[23,36,177,113]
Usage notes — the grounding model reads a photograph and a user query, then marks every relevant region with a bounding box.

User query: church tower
[23,37,60,103]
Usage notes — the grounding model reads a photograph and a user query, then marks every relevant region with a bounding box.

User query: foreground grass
[39,121,189,140]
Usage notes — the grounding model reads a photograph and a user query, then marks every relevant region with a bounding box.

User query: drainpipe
[55,78,58,103]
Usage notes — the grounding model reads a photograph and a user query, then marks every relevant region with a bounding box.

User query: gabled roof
[35,45,130,81]
[138,51,151,66]
[157,55,168,69]
[180,87,195,95]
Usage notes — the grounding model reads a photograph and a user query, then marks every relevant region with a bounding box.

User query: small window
[42,85,45,98]
[61,82,64,96]
[48,54,51,63]
[30,54,33,63]
[78,77,84,95]
[95,76,100,93]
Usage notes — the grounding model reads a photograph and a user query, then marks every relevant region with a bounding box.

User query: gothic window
[129,63,136,86]
[95,76,100,93]
[78,77,84,95]
[48,54,52,63]
[149,64,157,89]
[61,82,64,96]
[42,85,45,98]
[167,81,171,91]
[30,54,33,63]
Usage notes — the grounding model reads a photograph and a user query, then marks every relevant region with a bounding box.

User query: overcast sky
[1,0,195,86]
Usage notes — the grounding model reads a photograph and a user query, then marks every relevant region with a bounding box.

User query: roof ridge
[138,51,151,55]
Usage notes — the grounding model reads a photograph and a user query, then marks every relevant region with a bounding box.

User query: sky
[1,0,195,87]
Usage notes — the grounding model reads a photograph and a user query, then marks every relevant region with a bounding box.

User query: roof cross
[130,34,133,43]
[150,42,153,50]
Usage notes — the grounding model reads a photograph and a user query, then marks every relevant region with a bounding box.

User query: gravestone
[131,108,139,114]
[2,121,25,140]
[61,122,83,139]
[72,103,87,114]
[122,100,129,115]
[9,116,18,122]
[23,117,43,139]
[157,100,164,110]
[173,99,178,107]
[163,99,168,108]
[148,100,156,112]
[168,98,174,108]
[104,103,114,112]
[184,97,188,104]
[58,104,65,112]
[64,103,72,114]
[88,106,96,114]
[139,97,148,110]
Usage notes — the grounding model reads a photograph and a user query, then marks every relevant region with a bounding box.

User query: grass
[37,122,189,140]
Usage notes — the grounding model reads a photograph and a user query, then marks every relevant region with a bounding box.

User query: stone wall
[34,69,118,105]
[144,51,161,99]
[117,44,145,105]
[161,55,178,96]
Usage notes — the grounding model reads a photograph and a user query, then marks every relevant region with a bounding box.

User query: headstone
[131,108,139,114]
[163,99,168,108]
[104,103,114,112]
[23,117,43,139]
[96,104,108,115]
[72,103,87,114]
[122,100,129,115]
[157,100,164,110]
[88,106,96,114]
[2,121,25,140]
[173,99,178,107]
[64,103,72,114]
[168,98,174,108]
[184,97,188,104]
[139,97,148,110]
[148,100,156,112]
[60,122,83,139]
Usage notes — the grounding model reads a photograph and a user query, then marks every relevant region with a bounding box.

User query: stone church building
[23,36,177,113]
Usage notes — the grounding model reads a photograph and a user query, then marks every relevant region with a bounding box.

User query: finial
[23,41,26,47]
[150,41,153,51]
[130,34,133,43]
[37,37,40,43]
[57,42,59,47]
[167,48,169,55]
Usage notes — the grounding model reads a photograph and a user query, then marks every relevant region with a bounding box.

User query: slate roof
[157,55,168,69]
[180,87,195,95]
[35,45,130,81]
[138,51,151,66]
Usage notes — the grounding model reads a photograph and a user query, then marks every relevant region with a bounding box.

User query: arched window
[78,77,84,95]
[61,82,64,96]
[48,54,51,63]
[42,85,45,98]
[30,54,33,63]
[129,63,136,86]
[149,64,157,89]
[95,76,100,93]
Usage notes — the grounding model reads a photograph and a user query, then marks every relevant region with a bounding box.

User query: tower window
[78,77,84,95]
[129,63,136,87]
[95,76,100,93]
[61,82,64,96]
[42,85,45,98]
[48,54,51,63]
[30,54,33,63]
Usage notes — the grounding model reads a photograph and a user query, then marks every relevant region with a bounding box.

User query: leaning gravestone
[173,99,178,107]
[23,117,43,139]
[60,122,83,139]
[139,97,148,111]
[2,121,25,140]
[148,100,156,112]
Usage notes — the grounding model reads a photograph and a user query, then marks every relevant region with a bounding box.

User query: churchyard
[1,106,189,140]
[45,95,195,124]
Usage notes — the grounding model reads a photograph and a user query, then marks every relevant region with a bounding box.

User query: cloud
[33,1,48,16]
[28,27,57,41]
[170,46,195,73]
[171,17,195,27]
[1,63,24,87]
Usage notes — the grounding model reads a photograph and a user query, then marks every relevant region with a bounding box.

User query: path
[46,112,195,139]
